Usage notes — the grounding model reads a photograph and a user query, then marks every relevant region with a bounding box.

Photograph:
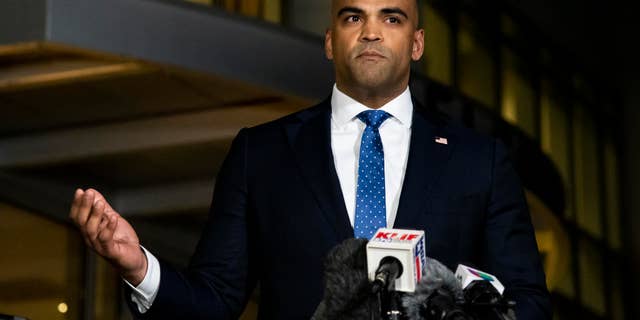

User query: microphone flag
[366,228,426,292]
[455,264,505,295]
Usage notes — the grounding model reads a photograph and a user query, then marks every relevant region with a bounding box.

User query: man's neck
[336,83,408,109]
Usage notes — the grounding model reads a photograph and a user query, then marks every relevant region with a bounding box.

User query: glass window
[501,48,536,138]
[610,261,625,320]
[0,203,84,320]
[240,294,259,320]
[604,132,622,250]
[578,237,605,316]
[554,256,575,299]
[540,80,573,220]
[457,14,497,108]
[422,3,452,85]
[185,0,282,22]
[94,256,119,320]
[239,0,261,17]
[572,105,602,238]
[285,1,332,35]
[185,0,213,5]
[525,191,572,298]
[263,0,282,24]
[501,14,517,39]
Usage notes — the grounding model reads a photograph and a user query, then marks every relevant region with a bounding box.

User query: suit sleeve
[485,140,552,320]
[126,128,257,320]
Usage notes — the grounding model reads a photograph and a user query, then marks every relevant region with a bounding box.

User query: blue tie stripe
[354,110,391,239]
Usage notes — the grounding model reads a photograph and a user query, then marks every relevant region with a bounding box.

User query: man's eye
[346,15,361,23]
[387,16,400,24]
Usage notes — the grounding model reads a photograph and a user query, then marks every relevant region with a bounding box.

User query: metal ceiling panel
[44,0,334,99]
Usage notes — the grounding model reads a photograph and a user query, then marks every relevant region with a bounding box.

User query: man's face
[325,0,424,93]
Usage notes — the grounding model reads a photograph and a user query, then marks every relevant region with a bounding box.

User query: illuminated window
[239,0,261,17]
[185,0,213,5]
[457,14,496,108]
[578,238,605,316]
[501,48,536,137]
[554,264,575,299]
[604,132,622,250]
[0,203,84,320]
[525,191,572,298]
[422,3,452,85]
[572,105,602,238]
[94,256,119,320]
[610,261,626,320]
[501,14,517,39]
[185,0,282,23]
[263,0,282,24]
[540,80,572,220]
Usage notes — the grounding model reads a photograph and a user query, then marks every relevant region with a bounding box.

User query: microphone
[366,228,427,293]
[402,257,472,320]
[455,264,504,298]
[455,265,516,320]
[311,238,382,320]
[371,256,403,294]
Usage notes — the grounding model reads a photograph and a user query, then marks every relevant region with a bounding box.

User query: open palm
[69,189,147,284]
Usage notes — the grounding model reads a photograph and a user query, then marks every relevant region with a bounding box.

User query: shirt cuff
[123,245,161,314]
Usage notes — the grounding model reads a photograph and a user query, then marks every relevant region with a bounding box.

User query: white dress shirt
[127,84,414,312]
[330,84,413,227]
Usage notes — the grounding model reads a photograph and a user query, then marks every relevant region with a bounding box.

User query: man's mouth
[357,50,386,59]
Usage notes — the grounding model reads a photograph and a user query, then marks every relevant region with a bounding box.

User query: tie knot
[357,110,391,130]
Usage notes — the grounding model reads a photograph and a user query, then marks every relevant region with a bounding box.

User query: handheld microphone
[366,228,426,293]
[371,256,404,294]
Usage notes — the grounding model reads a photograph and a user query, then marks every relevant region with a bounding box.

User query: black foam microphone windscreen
[402,257,470,320]
[311,238,381,320]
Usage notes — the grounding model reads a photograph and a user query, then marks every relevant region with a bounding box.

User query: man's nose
[360,21,382,42]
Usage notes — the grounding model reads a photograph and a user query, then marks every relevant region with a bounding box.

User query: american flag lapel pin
[435,136,448,145]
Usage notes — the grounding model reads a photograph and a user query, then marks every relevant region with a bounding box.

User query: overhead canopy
[0,0,334,229]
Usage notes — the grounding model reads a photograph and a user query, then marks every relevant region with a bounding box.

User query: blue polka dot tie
[354,110,391,239]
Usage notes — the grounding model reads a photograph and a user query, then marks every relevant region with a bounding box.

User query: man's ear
[411,28,425,61]
[325,29,334,60]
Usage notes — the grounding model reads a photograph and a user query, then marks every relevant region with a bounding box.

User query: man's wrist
[121,247,148,286]
[125,246,161,313]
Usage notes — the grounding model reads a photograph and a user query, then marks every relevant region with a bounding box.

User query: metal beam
[0,171,215,221]
[0,0,46,44]
[0,171,80,223]
[114,179,214,216]
[44,0,334,100]
[0,62,152,92]
[1,0,334,99]
[0,103,296,168]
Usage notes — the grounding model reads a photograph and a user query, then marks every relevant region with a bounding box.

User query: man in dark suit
[69,0,551,319]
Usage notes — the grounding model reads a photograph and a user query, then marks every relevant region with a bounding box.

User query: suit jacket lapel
[285,100,353,242]
[394,104,455,228]
[284,97,455,239]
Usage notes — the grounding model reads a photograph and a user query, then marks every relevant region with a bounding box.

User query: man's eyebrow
[337,6,364,17]
[380,7,409,19]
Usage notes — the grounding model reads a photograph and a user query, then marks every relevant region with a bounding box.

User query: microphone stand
[378,288,406,320]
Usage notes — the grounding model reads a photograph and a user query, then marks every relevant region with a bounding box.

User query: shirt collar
[330,84,413,128]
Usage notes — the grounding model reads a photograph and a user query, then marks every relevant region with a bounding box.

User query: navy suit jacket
[128,97,551,319]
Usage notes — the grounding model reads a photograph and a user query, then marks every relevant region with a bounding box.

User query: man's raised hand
[69,188,148,285]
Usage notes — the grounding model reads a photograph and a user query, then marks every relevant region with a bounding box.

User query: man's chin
[351,75,392,92]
